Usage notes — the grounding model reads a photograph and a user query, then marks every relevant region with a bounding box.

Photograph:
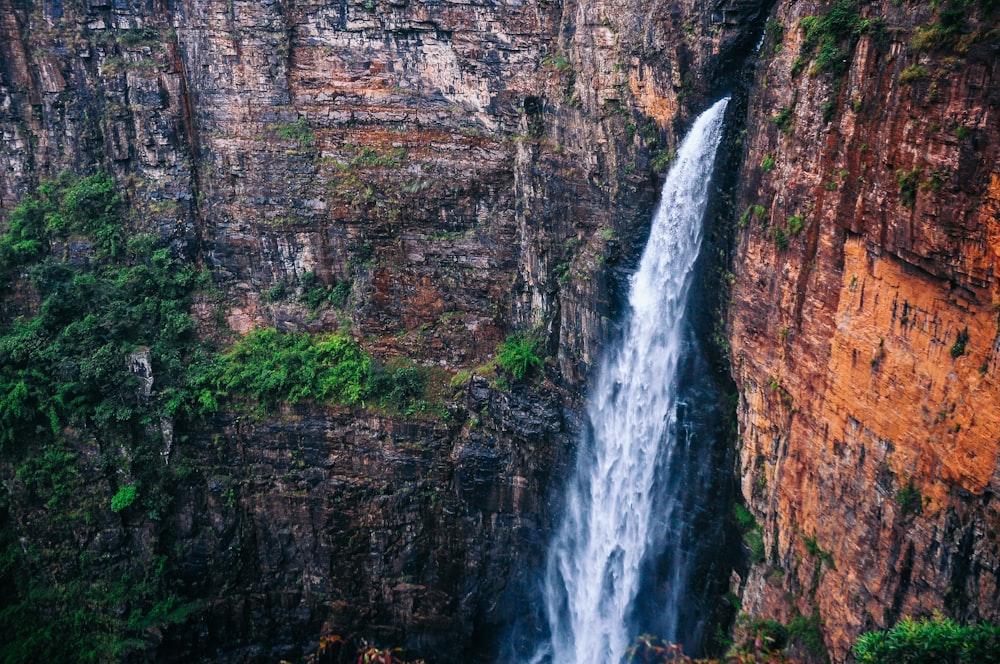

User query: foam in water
[533,97,729,664]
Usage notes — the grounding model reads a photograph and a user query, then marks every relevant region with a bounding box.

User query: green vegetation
[911,9,965,52]
[766,20,785,52]
[899,64,930,84]
[796,1,881,78]
[768,214,805,251]
[739,204,768,228]
[541,51,574,73]
[0,173,203,662]
[651,149,677,172]
[209,328,371,409]
[788,612,828,658]
[206,328,440,416]
[896,167,921,207]
[895,481,923,515]
[0,174,202,454]
[771,107,794,134]
[117,26,160,47]
[274,117,315,148]
[853,615,1000,663]
[343,144,407,168]
[110,485,138,512]
[761,155,776,173]
[734,504,766,564]
[804,535,836,569]
[496,333,544,381]
[298,271,352,310]
[786,215,804,235]
[950,326,969,358]
[0,171,469,661]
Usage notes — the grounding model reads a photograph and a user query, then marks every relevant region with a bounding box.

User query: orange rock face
[728,0,1000,660]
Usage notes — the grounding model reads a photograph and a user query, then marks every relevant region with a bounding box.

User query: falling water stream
[533,97,730,664]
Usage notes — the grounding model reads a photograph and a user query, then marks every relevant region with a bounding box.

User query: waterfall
[535,97,730,664]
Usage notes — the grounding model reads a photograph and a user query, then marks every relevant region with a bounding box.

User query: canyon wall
[4,0,997,660]
[728,0,1000,660]
[0,0,759,660]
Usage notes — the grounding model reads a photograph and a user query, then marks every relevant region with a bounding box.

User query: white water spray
[535,97,729,664]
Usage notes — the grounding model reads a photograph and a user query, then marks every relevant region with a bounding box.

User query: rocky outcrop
[727,1,1000,659]
[153,377,572,661]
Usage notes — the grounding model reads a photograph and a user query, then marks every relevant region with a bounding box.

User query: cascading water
[533,97,730,664]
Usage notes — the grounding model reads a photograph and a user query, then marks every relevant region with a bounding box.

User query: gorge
[0,0,998,662]
[533,97,728,664]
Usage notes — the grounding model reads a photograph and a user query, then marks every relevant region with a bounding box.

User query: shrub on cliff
[211,328,371,409]
[853,615,1000,663]
[496,333,544,381]
[0,173,203,662]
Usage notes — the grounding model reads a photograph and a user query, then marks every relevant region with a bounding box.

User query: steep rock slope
[0,0,762,660]
[728,1,1000,660]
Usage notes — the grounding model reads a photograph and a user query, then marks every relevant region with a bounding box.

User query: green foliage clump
[344,144,407,168]
[118,26,160,47]
[211,328,371,409]
[15,444,81,510]
[771,107,794,134]
[297,271,351,310]
[853,615,1000,664]
[0,173,122,275]
[366,364,429,414]
[786,215,804,235]
[739,204,768,228]
[796,1,881,78]
[734,503,766,564]
[803,535,836,570]
[788,613,828,658]
[0,176,202,453]
[733,503,758,531]
[896,167,921,207]
[760,155,776,173]
[274,117,315,148]
[0,174,202,663]
[744,530,766,564]
[895,481,923,515]
[911,9,964,52]
[496,333,544,381]
[206,329,441,416]
[950,327,969,358]
[770,226,789,250]
[899,64,930,84]
[110,485,138,512]
[650,149,677,172]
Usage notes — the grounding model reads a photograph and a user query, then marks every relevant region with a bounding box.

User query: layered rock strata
[728,1,1000,659]
[0,0,761,660]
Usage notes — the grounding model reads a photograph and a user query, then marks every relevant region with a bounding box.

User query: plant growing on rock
[496,333,544,381]
[949,327,969,358]
[895,481,923,515]
[853,615,1000,663]
[795,0,881,79]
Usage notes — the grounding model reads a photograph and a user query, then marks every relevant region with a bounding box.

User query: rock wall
[728,1,1000,660]
[0,0,763,660]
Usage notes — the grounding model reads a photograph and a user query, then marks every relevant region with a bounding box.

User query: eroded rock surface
[0,0,760,660]
[728,1,1000,659]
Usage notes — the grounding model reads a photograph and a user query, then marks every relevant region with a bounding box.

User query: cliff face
[0,0,760,660]
[7,0,996,660]
[728,1,1000,659]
